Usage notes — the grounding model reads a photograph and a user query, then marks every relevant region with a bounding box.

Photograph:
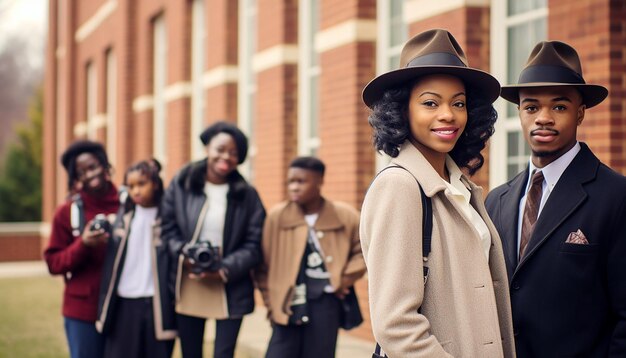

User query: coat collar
[178,159,249,199]
[278,199,344,231]
[390,141,477,197]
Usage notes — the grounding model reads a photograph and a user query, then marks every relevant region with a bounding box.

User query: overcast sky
[0,0,47,68]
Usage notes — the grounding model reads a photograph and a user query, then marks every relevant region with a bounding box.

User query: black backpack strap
[373,343,384,358]
[369,165,433,358]
[419,184,432,284]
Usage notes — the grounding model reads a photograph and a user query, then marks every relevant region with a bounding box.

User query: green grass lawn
[0,276,68,357]
[0,275,255,358]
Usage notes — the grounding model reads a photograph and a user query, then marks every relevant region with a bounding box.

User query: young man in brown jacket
[256,156,366,358]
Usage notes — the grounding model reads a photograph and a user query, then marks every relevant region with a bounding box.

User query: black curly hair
[368,79,497,175]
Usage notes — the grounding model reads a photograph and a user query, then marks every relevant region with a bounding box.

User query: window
[490,0,547,186]
[191,0,206,160]
[375,0,407,170]
[298,0,320,156]
[238,0,258,179]
[86,62,97,139]
[105,50,117,165]
[153,15,168,164]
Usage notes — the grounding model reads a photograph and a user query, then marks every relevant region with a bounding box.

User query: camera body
[90,213,112,233]
[182,241,221,274]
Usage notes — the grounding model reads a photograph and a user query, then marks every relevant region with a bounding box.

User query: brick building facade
[43,0,626,341]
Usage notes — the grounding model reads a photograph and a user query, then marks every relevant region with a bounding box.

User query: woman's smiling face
[205,132,239,184]
[75,153,108,194]
[407,74,467,160]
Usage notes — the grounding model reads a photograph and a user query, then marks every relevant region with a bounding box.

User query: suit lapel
[515,144,599,272]
[498,170,528,276]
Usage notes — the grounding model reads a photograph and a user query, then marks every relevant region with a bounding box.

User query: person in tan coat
[360,29,515,357]
[256,156,366,358]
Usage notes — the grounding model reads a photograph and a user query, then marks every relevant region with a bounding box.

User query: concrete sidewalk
[0,260,374,357]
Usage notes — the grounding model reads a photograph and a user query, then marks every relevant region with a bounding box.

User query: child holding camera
[44,140,119,358]
[161,121,266,358]
[96,159,176,358]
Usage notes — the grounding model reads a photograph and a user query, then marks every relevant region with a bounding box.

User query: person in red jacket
[44,140,119,358]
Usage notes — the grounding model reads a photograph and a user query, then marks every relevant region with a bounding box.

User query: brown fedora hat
[501,41,608,108]
[362,29,501,109]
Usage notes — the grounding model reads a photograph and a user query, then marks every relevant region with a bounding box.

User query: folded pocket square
[565,229,589,244]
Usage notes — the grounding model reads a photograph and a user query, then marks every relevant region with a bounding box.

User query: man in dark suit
[485,40,626,357]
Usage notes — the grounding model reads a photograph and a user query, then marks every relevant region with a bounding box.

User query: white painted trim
[202,66,239,89]
[164,82,192,102]
[106,50,117,166]
[0,222,42,234]
[404,0,489,23]
[74,121,88,137]
[75,0,117,42]
[489,0,508,188]
[40,222,51,237]
[91,113,108,128]
[505,8,549,27]
[132,95,154,113]
[252,45,299,73]
[315,19,377,53]
[191,0,207,161]
[55,46,65,59]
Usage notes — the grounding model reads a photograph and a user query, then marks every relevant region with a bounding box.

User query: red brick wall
[203,0,239,128]
[609,1,626,172]
[0,236,41,262]
[0,224,42,262]
[253,0,298,208]
[548,0,626,174]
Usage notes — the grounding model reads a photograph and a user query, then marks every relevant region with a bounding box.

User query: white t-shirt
[117,205,158,298]
[200,182,229,249]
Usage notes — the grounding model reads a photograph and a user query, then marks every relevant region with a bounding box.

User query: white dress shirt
[443,157,491,261]
[516,142,581,257]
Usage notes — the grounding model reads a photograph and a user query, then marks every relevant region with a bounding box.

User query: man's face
[518,86,585,167]
[287,167,322,207]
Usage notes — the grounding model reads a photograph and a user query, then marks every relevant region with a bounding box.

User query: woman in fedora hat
[360,29,515,357]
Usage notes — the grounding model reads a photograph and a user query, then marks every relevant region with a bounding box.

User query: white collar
[526,141,581,192]
[443,156,471,203]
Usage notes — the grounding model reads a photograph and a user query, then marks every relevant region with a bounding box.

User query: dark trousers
[265,293,342,358]
[64,317,105,358]
[103,297,174,358]
[177,314,243,358]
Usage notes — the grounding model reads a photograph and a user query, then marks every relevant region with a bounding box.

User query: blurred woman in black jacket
[161,121,266,358]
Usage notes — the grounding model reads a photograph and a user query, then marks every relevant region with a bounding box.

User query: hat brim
[500,83,608,108]
[362,66,501,109]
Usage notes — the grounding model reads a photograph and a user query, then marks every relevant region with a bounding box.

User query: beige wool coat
[360,142,515,358]
[256,199,366,325]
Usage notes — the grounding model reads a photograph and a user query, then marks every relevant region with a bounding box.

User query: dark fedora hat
[501,40,608,108]
[362,29,501,109]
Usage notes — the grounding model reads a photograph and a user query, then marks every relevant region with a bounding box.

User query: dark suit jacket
[485,143,626,357]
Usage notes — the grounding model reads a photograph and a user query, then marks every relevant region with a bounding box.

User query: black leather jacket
[161,159,266,317]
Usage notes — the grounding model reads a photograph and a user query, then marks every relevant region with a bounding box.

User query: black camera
[182,241,221,274]
[90,214,112,233]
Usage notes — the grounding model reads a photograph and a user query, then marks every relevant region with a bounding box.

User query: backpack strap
[70,194,85,237]
[370,165,433,358]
